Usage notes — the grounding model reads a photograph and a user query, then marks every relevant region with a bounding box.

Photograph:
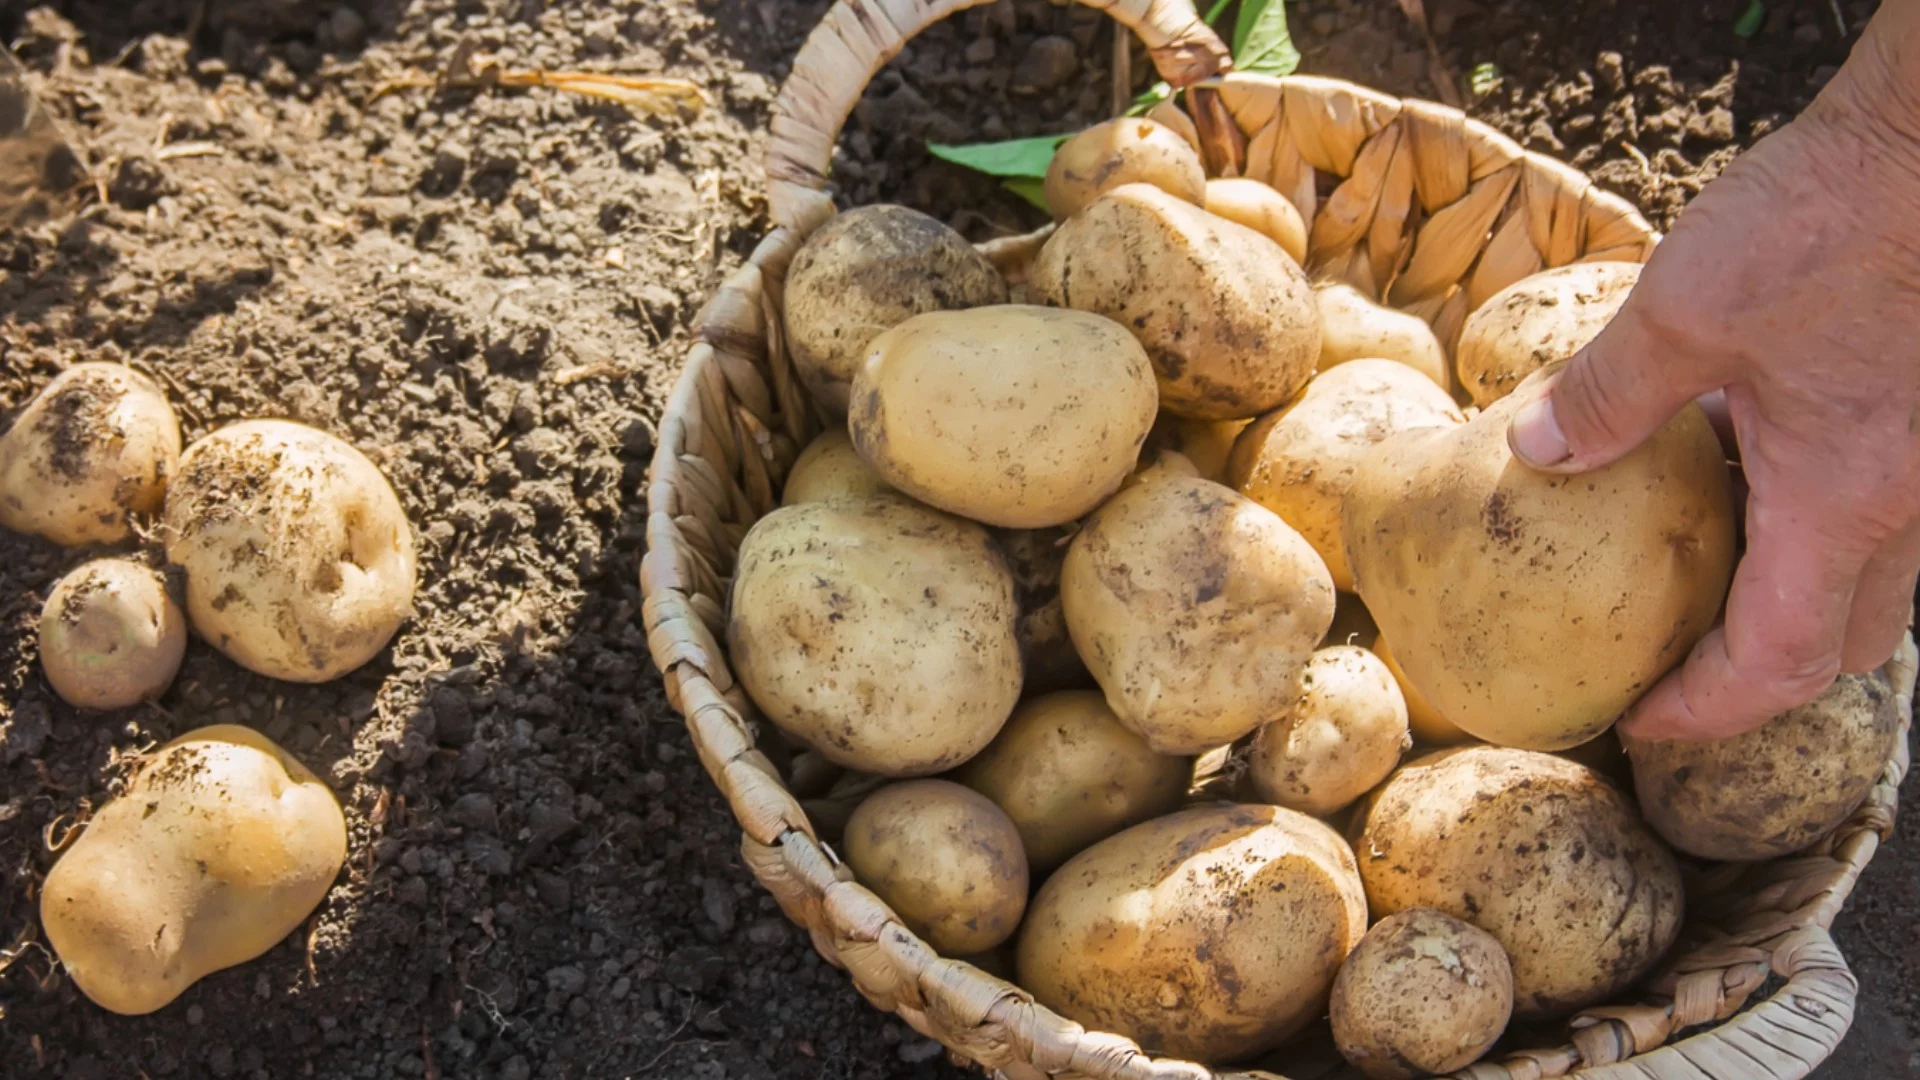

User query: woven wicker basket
[640,1,1917,1076]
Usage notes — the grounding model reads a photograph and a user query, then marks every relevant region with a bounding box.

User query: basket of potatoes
[640,1,1914,1077]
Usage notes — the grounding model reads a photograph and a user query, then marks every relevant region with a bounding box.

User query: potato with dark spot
[1353,747,1684,1019]
[1,362,181,546]
[781,428,892,505]
[39,558,187,711]
[991,526,1093,696]
[1016,803,1368,1062]
[783,205,1008,414]
[1456,262,1640,407]
[1314,282,1450,390]
[842,780,1027,955]
[1032,183,1322,421]
[1204,178,1307,264]
[1330,908,1514,1080]
[1626,667,1904,861]
[1374,635,1470,747]
[1248,646,1410,818]
[1044,117,1207,222]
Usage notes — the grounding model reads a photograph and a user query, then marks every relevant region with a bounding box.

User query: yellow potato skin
[39,558,187,711]
[0,362,182,547]
[1456,262,1640,407]
[1374,635,1471,747]
[1248,646,1411,819]
[1045,117,1208,222]
[1330,909,1514,1080]
[1314,282,1450,390]
[40,725,347,1016]
[1140,413,1248,485]
[1204,178,1308,265]
[842,780,1028,956]
[781,428,892,505]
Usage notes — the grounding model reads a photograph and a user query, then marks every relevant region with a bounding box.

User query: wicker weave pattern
[641,1,1914,1076]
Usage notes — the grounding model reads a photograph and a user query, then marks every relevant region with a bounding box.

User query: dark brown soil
[0,1,1911,1078]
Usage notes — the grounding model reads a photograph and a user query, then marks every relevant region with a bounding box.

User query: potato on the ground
[40,725,347,1015]
[1204,178,1307,264]
[991,526,1092,696]
[1248,646,1410,818]
[783,204,1008,414]
[849,305,1158,529]
[1062,473,1336,756]
[953,690,1190,872]
[1354,747,1684,1019]
[1229,359,1464,592]
[842,780,1027,955]
[781,428,891,505]
[1374,635,1470,747]
[1330,908,1514,1080]
[1044,117,1208,222]
[163,420,417,684]
[1017,803,1368,1062]
[1140,413,1248,485]
[1033,183,1322,421]
[1322,593,1379,650]
[1627,670,1903,861]
[0,362,182,546]
[728,495,1021,776]
[1343,370,1735,750]
[1456,262,1640,407]
[1314,282,1450,390]
[38,558,186,711]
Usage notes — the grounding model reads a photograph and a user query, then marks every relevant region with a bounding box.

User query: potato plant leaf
[1233,0,1301,78]
[1734,0,1765,37]
[925,134,1069,178]
[1002,177,1051,212]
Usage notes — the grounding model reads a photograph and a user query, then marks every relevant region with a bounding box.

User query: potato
[1204,178,1308,265]
[1330,909,1514,1080]
[0,362,181,546]
[1062,474,1336,755]
[1229,359,1464,592]
[842,780,1027,955]
[163,420,417,684]
[1626,671,1903,861]
[1248,646,1410,818]
[728,495,1021,776]
[953,690,1190,872]
[40,725,346,1015]
[1314,282,1450,390]
[1456,262,1640,407]
[991,526,1093,696]
[1140,413,1248,484]
[1033,183,1322,421]
[850,305,1159,529]
[1044,117,1207,222]
[783,204,1008,414]
[1017,803,1368,1061]
[1374,634,1470,747]
[1354,747,1684,1019]
[1322,593,1379,650]
[39,559,186,711]
[1343,376,1736,750]
[781,428,891,505]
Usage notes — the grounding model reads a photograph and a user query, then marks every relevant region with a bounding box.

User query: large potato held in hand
[1354,747,1684,1019]
[1314,282,1450,390]
[40,725,347,1015]
[727,495,1021,776]
[1248,646,1411,818]
[783,204,1008,414]
[1045,117,1207,222]
[1456,262,1640,407]
[850,305,1158,529]
[1343,375,1736,750]
[781,428,892,505]
[1330,908,1514,1080]
[1017,803,1368,1062]
[1,362,182,546]
[842,780,1028,955]
[39,558,187,711]
[1033,183,1322,420]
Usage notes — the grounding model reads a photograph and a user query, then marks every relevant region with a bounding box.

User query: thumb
[1506,312,1713,474]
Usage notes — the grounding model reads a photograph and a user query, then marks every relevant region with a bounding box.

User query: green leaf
[1233,0,1302,78]
[1002,177,1051,212]
[1734,0,1765,37]
[1469,62,1501,98]
[925,134,1069,179]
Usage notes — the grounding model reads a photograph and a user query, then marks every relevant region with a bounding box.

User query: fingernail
[1509,395,1572,467]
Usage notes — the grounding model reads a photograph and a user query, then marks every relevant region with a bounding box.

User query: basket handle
[767,0,1232,232]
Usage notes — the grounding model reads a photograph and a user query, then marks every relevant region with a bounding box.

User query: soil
[0,1,1911,1079]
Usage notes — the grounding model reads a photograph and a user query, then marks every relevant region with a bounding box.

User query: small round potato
[40,725,347,1015]
[953,690,1191,872]
[163,420,417,683]
[1248,646,1411,818]
[781,428,892,505]
[1456,262,1640,407]
[1063,474,1336,755]
[850,305,1159,529]
[1140,413,1248,485]
[1314,282,1450,390]
[1017,803,1368,1062]
[0,362,182,546]
[1331,909,1514,1080]
[1044,117,1208,222]
[1374,635,1470,747]
[728,495,1021,776]
[783,204,1008,414]
[1204,178,1308,265]
[842,780,1028,955]
[992,526,1093,696]
[39,559,186,711]
[1626,670,1903,862]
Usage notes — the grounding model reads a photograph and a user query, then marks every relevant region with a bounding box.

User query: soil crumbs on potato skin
[0,1,1912,1079]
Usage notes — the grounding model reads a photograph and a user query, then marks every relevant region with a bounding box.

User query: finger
[1842,515,1920,672]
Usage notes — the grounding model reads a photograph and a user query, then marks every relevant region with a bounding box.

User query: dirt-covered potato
[1140,413,1248,484]
[1204,178,1308,264]
[163,420,417,684]
[783,204,1008,414]
[1354,747,1684,1019]
[1344,375,1736,750]
[953,690,1190,872]
[1248,646,1410,818]
[1627,670,1903,861]
[1229,359,1464,592]
[1456,262,1640,407]
[781,428,891,505]
[1062,474,1336,755]
[1374,634,1470,747]
[850,305,1158,529]
[729,495,1021,776]
[1017,803,1368,1061]
[1314,282,1450,390]
[0,362,182,546]
[39,559,186,711]
[1044,117,1208,222]
[1033,183,1322,421]
[40,725,347,1015]
[991,526,1092,696]
[1330,909,1514,1080]
[842,780,1028,955]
